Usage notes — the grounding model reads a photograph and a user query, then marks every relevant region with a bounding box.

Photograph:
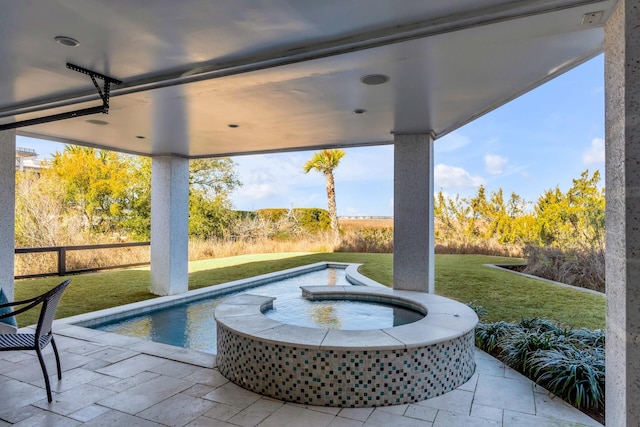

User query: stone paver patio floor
[0,323,602,426]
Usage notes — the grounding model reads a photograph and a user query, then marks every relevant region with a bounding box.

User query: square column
[0,130,16,301]
[150,155,189,296]
[393,133,435,293]
[605,0,640,424]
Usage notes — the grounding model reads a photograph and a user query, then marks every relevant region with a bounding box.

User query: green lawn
[13,253,605,330]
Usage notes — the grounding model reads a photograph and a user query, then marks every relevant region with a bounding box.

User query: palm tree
[303,149,345,245]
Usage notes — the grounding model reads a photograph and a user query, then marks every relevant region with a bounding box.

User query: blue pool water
[92,268,423,354]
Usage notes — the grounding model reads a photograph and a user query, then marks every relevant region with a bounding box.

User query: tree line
[16,146,240,247]
[434,169,604,253]
[433,170,605,290]
[15,145,605,289]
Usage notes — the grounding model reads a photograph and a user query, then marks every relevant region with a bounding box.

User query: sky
[16,55,604,217]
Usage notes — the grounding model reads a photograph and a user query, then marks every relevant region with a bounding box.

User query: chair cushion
[0,333,50,349]
[0,287,18,331]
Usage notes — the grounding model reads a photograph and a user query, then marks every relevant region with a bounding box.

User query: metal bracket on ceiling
[66,63,122,114]
[0,64,122,131]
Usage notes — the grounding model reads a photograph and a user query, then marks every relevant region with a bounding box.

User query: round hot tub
[215,286,477,407]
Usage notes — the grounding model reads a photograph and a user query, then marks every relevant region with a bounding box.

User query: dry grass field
[339,218,393,230]
[14,217,523,276]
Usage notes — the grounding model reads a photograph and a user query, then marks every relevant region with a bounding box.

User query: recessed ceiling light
[361,74,390,85]
[228,124,239,128]
[581,11,604,25]
[135,135,146,139]
[86,119,108,125]
[55,36,79,47]
[353,109,367,114]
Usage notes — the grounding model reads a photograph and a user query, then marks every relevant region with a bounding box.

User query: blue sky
[17,55,604,217]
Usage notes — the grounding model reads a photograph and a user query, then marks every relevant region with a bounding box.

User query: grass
[13,253,605,330]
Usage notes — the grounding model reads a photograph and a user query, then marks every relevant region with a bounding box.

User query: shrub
[500,330,569,372]
[529,348,605,410]
[565,328,605,348]
[523,244,605,292]
[517,317,563,334]
[254,208,331,236]
[292,208,331,233]
[477,316,605,417]
[475,321,520,353]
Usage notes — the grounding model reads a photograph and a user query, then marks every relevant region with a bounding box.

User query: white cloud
[434,164,485,189]
[484,154,508,175]
[583,138,605,165]
[237,183,279,200]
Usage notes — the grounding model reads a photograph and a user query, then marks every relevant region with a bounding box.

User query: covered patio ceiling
[0,0,613,158]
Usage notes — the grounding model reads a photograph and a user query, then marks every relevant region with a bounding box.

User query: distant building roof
[16,148,42,172]
[16,147,37,158]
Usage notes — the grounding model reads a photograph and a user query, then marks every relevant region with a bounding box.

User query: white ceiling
[0,0,614,157]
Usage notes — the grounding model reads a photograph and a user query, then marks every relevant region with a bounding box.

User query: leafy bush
[293,208,331,233]
[475,321,519,353]
[255,208,330,235]
[517,317,563,334]
[500,330,569,372]
[565,328,605,348]
[475,316,605,415]
[529,348,605,410]
[256,208,288,222]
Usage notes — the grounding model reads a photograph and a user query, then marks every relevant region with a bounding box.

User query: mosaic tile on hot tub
[215,281,478,408]
[217,325,476,407]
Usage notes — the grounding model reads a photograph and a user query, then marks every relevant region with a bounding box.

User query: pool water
[92,268,423,354]
[266,299,423,330]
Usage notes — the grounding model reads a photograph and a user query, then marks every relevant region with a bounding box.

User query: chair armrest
[0,310,16,320]
[0,299,42,318]
[0,294,41,309]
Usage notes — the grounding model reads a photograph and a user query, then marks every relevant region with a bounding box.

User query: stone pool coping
[214,287,478,350]
[63,261,373,328]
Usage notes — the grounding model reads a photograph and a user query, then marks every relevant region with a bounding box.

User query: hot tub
[215,286,477,407]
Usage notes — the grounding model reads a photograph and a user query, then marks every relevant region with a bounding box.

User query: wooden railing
[15,242,150,279]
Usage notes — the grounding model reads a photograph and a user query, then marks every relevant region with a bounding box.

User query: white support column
[150,155,189,296]
[393,132,435,293]
[0,130,15,300]
[605,0,640,425]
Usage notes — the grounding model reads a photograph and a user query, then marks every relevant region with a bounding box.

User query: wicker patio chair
[0,280,71,402]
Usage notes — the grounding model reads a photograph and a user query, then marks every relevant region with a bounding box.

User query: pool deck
[0,322,602,426]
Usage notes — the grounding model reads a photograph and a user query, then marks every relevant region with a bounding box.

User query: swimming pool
[89,266,421,354]
[68,261,478,407]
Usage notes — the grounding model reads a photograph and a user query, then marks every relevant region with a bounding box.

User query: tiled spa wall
[216,326,476,408]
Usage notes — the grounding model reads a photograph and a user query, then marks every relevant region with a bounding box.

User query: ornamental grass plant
[472,309,605,420]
